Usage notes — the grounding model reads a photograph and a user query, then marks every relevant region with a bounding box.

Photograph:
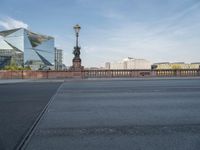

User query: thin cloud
[102,10,124,20]
[0,17,28,30]
[145,1,200,37]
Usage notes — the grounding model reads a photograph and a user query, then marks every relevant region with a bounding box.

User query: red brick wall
[0,71,74,79]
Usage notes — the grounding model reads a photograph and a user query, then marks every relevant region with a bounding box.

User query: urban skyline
[0,0,200,67]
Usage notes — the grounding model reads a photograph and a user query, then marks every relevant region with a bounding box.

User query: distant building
[152,62,200,70]
[105,62,110,69]
[126,58,151,69]
[110,59,127,69]
[55,48,63,70]
[106,57,151,70]
[190,62,200,69]
[89,67,100,70]
[0,28,54,70]
[84,67,100,70]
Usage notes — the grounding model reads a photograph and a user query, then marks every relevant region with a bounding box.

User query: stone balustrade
[0,69,199,79]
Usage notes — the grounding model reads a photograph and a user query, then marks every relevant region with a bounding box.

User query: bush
[3,65,31,70]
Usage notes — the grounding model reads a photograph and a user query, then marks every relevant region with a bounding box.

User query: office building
[0,28,54,70]
[106,57,151,70]
[55,48,63,70]
[105,62,110,69]
[152,62,200,70]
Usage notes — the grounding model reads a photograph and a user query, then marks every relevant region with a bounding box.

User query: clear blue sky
[0,0,200,67]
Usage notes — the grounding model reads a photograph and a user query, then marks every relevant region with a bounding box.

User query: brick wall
[0,71,74,79]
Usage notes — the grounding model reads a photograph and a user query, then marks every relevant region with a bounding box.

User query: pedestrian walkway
[0,79,65,84]
[0,79,32,84]
[24,79,200,150]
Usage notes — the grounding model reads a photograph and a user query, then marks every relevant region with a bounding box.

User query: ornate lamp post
[73,24,81,59]
[71,24,83,71]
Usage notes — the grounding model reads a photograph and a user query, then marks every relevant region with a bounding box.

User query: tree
[3,64,31,70]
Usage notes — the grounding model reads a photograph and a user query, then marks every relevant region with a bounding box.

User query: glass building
[55,48,63,70]
[0,28,54,70]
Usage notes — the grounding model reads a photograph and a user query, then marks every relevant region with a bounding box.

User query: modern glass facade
[55,48,63,70]
[0,28,54,70]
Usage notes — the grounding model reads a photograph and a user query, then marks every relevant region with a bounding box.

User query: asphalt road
[0,82,62,150]
[24,78,200,150]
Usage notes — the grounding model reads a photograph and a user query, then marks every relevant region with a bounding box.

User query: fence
[83,69,200,78]
[0,69,199,79]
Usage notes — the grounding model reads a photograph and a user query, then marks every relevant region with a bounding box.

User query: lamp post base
[70,58,84,71]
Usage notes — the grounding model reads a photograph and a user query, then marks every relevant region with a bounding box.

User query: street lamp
[73,24,81,48]
[71,24,83,71]
[73,24,81,59]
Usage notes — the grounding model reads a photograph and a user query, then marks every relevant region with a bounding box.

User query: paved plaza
[21,78,200,150]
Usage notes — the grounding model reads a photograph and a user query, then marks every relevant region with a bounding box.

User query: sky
[0,0,200,67]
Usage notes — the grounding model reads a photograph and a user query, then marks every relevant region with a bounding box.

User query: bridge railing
[0,69,199,79]
[83,69,200,78]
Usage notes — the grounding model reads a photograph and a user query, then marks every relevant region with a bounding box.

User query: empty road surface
[21,78,200,150]
[0,81,62,150]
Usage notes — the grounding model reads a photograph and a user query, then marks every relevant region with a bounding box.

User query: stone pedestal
[70,58,84,78]
[70,58,84,71]
[71,71,83,78]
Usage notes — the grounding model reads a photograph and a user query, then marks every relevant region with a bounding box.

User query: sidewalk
[0,79,65,84]
[0,79,33,84]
